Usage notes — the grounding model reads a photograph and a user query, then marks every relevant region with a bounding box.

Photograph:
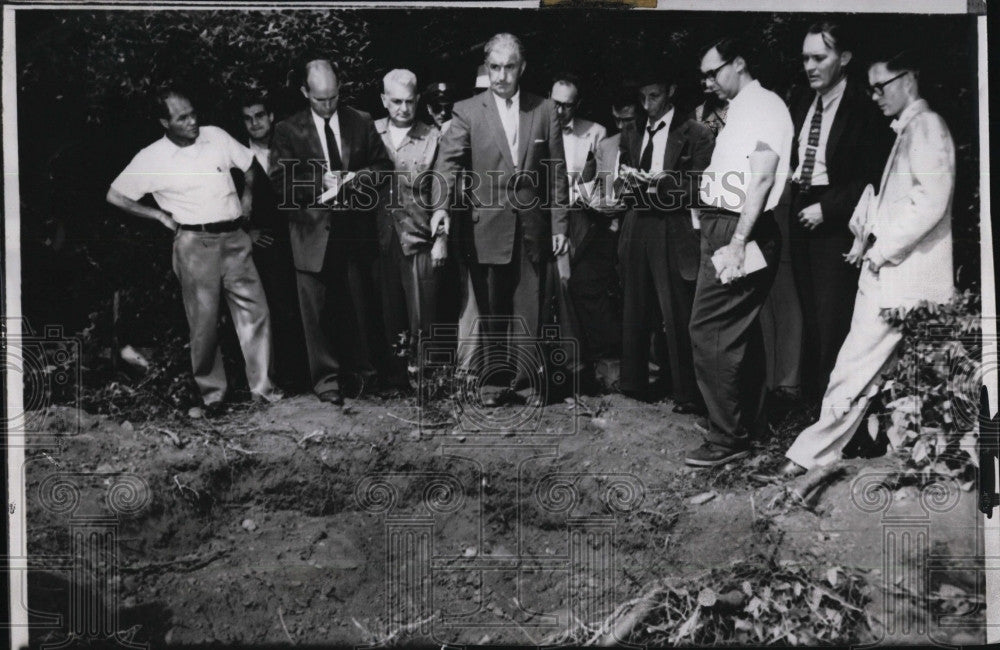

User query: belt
[700,207,742,219]
[178,218,245,233]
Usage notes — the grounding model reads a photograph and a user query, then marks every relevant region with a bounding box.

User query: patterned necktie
[639,120,666,172]
[323,118,343,171]
[798,95,824,190]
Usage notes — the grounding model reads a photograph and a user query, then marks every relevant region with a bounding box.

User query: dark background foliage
[13,8,982,396]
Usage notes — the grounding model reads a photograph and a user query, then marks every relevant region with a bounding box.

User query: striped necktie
[798,95,823,190]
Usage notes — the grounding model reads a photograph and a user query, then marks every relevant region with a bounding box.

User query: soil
[23,395,986,647]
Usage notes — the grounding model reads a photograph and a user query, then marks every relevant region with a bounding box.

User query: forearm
[106,188,172,225]
[241,165,256,215]
[732,173,774,241]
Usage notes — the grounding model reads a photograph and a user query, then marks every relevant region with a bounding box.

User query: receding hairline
[303,59,339,91]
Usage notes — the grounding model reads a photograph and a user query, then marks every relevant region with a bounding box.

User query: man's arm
[430,103,472,236]
[866,114,954,269]
[714,141,779,283]
[547,100,570,255]
[241,163,255,218]
[106,187,177,231]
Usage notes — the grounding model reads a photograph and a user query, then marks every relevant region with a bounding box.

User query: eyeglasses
[428,102,453,113]
[700,59,733,83]
[867,71,908,97]
[552,99,578,110]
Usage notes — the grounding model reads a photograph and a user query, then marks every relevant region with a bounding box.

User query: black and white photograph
[3,1,996,647]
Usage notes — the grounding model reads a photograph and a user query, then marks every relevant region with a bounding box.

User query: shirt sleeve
[109,150,155,201]
[214,126,255,172]
[754,96,793,156]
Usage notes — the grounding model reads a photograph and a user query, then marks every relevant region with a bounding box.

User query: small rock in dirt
[121,420,134,433]
[408,429,422,441]
[463,546,478,558]
[689,491,717,505]
[241,518,257,532]
[187,407,204,419]
[591,417,609,429]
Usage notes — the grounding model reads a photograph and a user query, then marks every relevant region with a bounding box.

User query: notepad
[711,240,767,276]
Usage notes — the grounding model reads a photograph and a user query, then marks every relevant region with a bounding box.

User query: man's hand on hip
[160,211,179,232]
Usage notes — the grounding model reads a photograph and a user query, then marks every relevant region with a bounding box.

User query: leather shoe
[672,400,707,416]
[317,389,344,406]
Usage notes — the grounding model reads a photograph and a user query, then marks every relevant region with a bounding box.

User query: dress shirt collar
[890,98,928,134]
[817,76,847,108]
[311,109,339,133]
[493,89,520,112]
[646,107,674,134]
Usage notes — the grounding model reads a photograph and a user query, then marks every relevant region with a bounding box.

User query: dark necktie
[323,118,343,171]
[639,120,666,172]
[798,95,824,190]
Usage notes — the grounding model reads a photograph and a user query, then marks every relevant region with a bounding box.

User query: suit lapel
[824,81,855,168]
[661,114,685,170]
[482,92,516,170]
[517,94,537,169]
[301,111,328,166]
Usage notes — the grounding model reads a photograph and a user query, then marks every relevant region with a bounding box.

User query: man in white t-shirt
[107,88,281,415]
[685,37,794,467]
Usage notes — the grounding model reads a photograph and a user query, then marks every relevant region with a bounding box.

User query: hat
[475,64,489,90]
[423,82,455,103]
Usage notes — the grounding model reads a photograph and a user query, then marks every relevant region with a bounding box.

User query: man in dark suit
[788,21,891,397]
[237,93,309,392]
[617,70,714,411]
[269,59,393,406]
[432,33,570,406]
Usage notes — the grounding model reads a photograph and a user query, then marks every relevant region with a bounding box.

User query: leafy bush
[875,291,981,488]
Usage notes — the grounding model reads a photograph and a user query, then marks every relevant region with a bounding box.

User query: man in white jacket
[781,48,955,473]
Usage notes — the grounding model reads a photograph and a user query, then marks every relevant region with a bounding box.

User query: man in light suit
[550,75,618,375]
[618,69,715,409]
[782,49,955,473]
[269,59,393,406]
[432,33,570,407]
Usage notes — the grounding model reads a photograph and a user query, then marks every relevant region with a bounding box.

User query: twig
[152,426,183,447]
[173,474,200,501]
[750,494,757,522]
[381,614,438,645]
[297,429,326,447]
[385,411,453,428]
[226,443,258,456]
[121,549,229,577]
[277,607,295,644]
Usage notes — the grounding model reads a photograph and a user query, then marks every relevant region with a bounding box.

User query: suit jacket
[269,106,392,272]
[432,90,569,265]
[790,78,892,231]
[864,100,954,308]
[618,113,715,281]
[374,118,440,256]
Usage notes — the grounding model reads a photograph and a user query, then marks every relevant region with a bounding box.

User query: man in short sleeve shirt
[685,38,794,467]
[107,88,280,413]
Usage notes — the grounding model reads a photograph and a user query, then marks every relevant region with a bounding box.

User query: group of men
[107,26,955,471]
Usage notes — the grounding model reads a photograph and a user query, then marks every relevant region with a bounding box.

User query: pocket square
[534,138,545,143]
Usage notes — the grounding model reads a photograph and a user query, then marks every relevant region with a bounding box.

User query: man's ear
[840,51,853,69]
[300,85,310,100]
[733,56,747,74]
[668,84,677,100]
[381,93,389,110]
[268,113,275,122]
[159,118,169,131]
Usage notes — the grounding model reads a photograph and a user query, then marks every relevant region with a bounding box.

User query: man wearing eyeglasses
[782,48,955,474]
[685,37,793,467]
[423,81,455,133]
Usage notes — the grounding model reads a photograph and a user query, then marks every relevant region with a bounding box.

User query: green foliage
[875,291,981,488]
[19,10,376,125]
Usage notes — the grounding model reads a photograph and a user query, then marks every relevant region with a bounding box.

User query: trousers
[172,228,277,404]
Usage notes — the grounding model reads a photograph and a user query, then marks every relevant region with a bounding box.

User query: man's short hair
[552,73,581,94]
[704,36,754,76]
[873,47,921,77]
[153,86,191,120]
[239,91,273,114]
[806,20,855,56]
[382,68,418,94]
[484,33,524,62]
[635,64,677,90]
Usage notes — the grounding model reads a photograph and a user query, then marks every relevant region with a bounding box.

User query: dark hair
[634,64,677,90]
[551,72,582,94]
[704,36,754,76]
[611,90,639,112]
[153,86,191,120]
[239,91,273,114]
[806,20,854,55]
[876,48,922,77]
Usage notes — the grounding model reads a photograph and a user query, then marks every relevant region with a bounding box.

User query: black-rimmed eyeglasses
[700,59,733,83]
[867,71,908,97]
